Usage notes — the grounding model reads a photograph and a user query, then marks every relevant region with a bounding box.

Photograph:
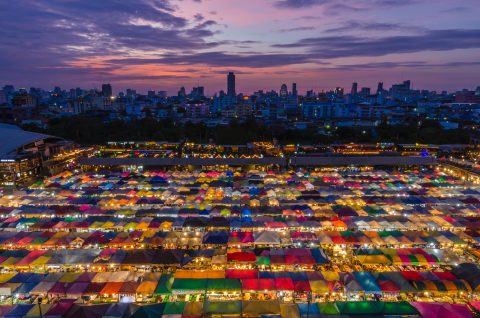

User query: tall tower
[280,84,288,98]
[227,72,236,97]
[376,82,384,94]
[351,82,358,96]
[292,83,297,96]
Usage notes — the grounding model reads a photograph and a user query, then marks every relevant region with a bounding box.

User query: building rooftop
[0,124,57,157]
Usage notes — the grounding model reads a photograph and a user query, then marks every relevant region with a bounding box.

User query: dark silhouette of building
[280,84,288,98]
[292,83,297,96]
[376,82,384,94]
[227,72,236,97]
[351,82,358,96]
[101,84,112,97]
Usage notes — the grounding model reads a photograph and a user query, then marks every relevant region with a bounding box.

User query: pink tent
[411,302,473,318]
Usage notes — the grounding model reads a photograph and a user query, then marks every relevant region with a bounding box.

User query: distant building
[360,87,371,98]
[455,89,480,103]
[0,124,73,185]
[190,86,205,99]
[376,82,384,94]
[73,94,112,114]
[186,101,209,118]
[292,83,297,96]
[351,82,358,96]
[280,84,288,98]
[101,84,112,97]
[391,80,411,100]
[227,72,236,97]
[236,103,253,117]
[12,93,36,108]
[178,87,186,98]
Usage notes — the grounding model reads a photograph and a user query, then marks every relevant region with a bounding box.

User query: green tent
[317,302,340,315]
[336,301,384,315]
[130,304,165,318]
[171,278,208,293]
[207,278,242,291]
[154,274,173,295]
[162,302,186,315]
[382,302,418,315]
[256,256,271,266]
[335,301,418,316]
[204,301,242,314]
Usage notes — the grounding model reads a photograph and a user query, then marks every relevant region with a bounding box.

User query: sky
[0,0,479,95]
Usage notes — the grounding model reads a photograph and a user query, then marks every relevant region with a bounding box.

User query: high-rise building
[126,88,136,97]
[227,72,236,97]
[101,84,112,97]
[351,82,358,96]
[280,84,288,98]
[360,87,371,97]
[292,83,297,96]
[376,82,384,94]
[178,87,186,97]
[190,86,205,99]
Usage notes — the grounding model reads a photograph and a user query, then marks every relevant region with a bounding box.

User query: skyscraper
[351,82,358,96]
[280,84,288,98]
[227,72,236,97]
[292,83,297,96]
[101,84,112,97]
[376,82,384,94]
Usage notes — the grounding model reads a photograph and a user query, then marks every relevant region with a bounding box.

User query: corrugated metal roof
[0,125,54,156]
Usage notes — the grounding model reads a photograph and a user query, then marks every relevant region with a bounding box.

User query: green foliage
[23,116,469,145]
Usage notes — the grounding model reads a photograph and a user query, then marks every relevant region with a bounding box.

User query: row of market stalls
[2,169,479,216]
[0,247,463,270]
[0,265,479,304]
[0,212,474,233]
[0,300,477,318]
[0,228,469,250]
[0,248,329,271]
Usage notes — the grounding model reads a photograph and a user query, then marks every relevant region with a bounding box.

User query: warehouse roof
[0,124,58,157]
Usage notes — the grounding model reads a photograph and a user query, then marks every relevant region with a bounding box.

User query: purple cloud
[273,29,480,58]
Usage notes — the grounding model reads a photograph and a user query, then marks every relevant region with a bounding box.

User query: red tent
[401,271,423,281]
[226,269,258,279]
[241,278,275,291]
[274,278,294,291]
[378,280,400,293]
[294,280,311,292]
[433,272,457,281]
[227,252,256,262]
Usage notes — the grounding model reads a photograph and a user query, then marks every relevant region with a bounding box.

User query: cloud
[275,0,419,9]
[441,6,469,13]
[278,26,315,32]
[194,13,204,21]
[108,51,316,68]
[324,21,423,33]
[273,29,480,58]
[335,61,480,70]
[0,0,220,70]
[275,0,327,8]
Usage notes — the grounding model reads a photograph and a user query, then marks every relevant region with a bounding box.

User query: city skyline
[1,0,480,94]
